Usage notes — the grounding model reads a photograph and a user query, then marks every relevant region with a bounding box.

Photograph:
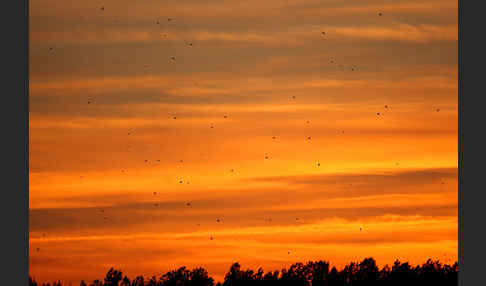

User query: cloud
[249,167,457,187]
[30,167,456,235]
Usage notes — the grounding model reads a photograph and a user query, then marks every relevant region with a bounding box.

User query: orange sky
[29,0,457,284]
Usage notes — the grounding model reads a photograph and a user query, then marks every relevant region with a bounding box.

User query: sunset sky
[29,0,457,284]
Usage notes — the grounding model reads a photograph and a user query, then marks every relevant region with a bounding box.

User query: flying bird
[436,108,440,112]
[186,202,191,206]
[170,56,176,61]
[317,162,321,167]
[377,112,380,116]
[101,6,105,11]
[385,105,388,109]
[378,12,382,16]
[216,219,221,222]
[153,192,157,195]
[307,136,311,140]
[272,136,276,139]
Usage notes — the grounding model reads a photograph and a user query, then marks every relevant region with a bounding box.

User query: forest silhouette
[29,257,458,286]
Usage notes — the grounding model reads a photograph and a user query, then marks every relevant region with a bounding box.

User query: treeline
[29,257,458,286]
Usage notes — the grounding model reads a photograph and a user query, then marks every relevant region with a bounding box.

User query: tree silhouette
[306,261,330,286]
[29,257,458,286]
[189,267,214,286]
[104,268,123,286]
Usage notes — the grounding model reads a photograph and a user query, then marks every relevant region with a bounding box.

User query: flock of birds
[39,5,447,256]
